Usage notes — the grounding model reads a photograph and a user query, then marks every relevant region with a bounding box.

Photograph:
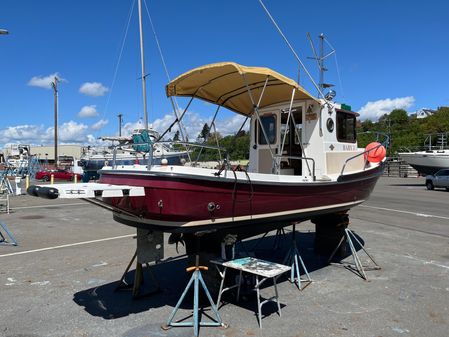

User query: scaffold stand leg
[162,236,227,337]
[328,228,380,280]
[0,220,18,246]
[282,223,312,290]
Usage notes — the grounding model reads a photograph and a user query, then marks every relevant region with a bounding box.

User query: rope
[100,0,136,127]
[231,165,254,220]
[324,37,345,101]
[143,0,189,143]
[257,0,325,99]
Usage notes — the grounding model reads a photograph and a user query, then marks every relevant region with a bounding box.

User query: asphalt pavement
[0,177,448,337]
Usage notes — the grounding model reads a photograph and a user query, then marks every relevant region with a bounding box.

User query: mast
[117,113,123,136]
[307,33,335,97]
[51,77,59,167]
[137,0,148,131]
[319,33,324,94]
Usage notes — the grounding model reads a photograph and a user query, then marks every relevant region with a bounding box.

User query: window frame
[336,109,357,143]
[256,114,277,145]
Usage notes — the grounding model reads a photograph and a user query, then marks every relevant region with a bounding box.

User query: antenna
[307,33,335,96]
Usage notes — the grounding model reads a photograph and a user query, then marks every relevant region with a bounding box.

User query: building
[29,144,84,162]
[416,108,437,119]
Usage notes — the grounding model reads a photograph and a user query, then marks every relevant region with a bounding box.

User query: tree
[198,123,210,142]
[173,130,180,142]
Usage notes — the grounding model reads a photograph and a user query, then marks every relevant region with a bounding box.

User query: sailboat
[79,0,189,181]
[80,128,189,181]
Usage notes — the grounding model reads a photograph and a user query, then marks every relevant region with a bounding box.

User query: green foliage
[198,123,211,141]
[192,131,250,162]
[356,107,448,155]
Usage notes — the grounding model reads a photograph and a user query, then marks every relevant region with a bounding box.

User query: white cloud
[358,96,415,121]
[0,124,46,143]
[91,119,109,130]
[119,112,248,141]
[0,121,95,146]
[122,120,145,136]
[27,73,66,89]
[78,105,99,118]
[79,82,109,97]
[57,121,89,142]
[215,114,248,135]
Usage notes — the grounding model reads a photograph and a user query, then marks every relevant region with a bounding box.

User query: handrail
[273,154,316,181]
[110,140,229,170]
[339,133,389,176]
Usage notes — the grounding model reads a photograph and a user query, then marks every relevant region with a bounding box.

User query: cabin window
[336,111,356,143]
[280,107,302,146]
[257,115,277,145]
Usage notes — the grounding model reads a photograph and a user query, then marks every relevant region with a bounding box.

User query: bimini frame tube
[195,105,222,163]
[242,74,277,171]
[279,88,296,169]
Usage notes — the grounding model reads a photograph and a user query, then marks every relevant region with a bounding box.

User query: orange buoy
[364,142,386,163]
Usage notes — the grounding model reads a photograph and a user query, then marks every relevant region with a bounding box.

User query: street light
[0,29,9,35]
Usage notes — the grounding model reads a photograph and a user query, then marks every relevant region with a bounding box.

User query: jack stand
[273,227,286,251]
[282,224,311,290]
[116,250,160,298]
[328,228,380,281]
[162,235,227,337]
[250,227,286,253]
[0,221,18,246]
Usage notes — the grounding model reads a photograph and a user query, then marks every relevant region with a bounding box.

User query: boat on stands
[95,62,386,240]
[26,2,385,251]
[399,133,449,175]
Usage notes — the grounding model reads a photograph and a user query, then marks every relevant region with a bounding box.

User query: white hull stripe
[115,200,365,228]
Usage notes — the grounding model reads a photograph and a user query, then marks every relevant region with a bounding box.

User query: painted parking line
[359,205,449,221]
[0,234,135,258]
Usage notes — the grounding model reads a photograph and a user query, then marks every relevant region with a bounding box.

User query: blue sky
[1,0,449,147]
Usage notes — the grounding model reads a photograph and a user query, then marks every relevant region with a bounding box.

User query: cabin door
[280,106,303,175]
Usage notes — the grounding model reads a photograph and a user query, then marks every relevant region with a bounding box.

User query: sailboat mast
[138,0,148,131]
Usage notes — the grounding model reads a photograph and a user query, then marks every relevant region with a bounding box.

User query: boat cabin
[248,100,362,179]
[166,62,365,179]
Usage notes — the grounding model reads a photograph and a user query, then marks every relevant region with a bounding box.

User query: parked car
[35,169,83,182]
[425,169,449,191]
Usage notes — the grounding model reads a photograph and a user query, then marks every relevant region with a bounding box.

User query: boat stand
[328,228,380,280]
[250,227,286,253]
[162,236,227,337]
[0,220,18,246]
[282,224,312,290]
[115,249,160,298]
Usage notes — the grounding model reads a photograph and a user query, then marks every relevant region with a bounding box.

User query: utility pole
[51,77,59,167]
[117,113,123,136]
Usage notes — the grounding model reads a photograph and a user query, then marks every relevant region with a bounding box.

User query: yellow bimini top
[166,62,317,117]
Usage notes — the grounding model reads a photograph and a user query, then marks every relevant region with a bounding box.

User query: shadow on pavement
[73,229,364,320]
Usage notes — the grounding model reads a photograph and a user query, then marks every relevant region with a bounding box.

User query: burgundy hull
[99,164,384,234]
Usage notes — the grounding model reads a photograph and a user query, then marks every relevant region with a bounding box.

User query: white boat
[80,128,189,180]
[399,133,449,175]
[399,150,449,175]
